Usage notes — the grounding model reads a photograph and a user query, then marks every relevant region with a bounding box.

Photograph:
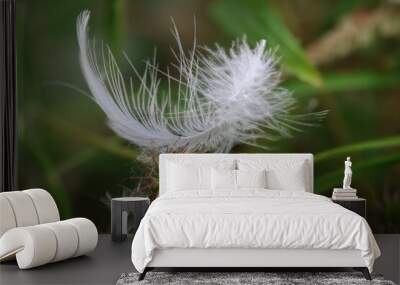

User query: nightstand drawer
[331,198,366,219]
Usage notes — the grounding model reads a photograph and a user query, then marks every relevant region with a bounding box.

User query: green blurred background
[16,0,400,233]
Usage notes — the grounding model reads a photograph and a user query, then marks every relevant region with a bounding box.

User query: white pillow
[211,169,268,191]
[211,168,236,190]
[167,162,211,191]
[166,159,236,192]
[236,169,267,189]
[238,159,308,191]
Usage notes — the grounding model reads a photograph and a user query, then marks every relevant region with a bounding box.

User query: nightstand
[331,198,366,219]
[111,197,150,242]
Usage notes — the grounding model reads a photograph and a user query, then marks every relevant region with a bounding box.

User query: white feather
[76,10,325,153]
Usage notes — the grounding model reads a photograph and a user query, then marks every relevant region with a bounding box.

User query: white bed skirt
[148,248,366,268]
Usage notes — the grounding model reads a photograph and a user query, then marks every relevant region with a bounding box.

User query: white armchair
[0,189,98,269]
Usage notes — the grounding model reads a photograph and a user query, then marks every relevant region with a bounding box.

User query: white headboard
[159,153,314,196]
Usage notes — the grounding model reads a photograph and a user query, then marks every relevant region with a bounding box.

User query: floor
[0,235,134,285]
[0,234,399,285]
[374,234,400,284]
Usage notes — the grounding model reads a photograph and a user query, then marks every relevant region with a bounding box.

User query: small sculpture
[343,157,353,189]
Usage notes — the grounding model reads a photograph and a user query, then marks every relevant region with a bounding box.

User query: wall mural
[17,0,400,233]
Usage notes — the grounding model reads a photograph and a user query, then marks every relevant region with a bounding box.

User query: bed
[131,154,380,280]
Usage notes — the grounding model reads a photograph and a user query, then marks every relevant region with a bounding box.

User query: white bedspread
[131,190,380,272]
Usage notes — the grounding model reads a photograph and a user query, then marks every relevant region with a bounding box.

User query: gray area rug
[116,272,396,285]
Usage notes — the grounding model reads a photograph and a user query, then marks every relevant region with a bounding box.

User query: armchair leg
[354,267,371,280]
[138,268,148,281]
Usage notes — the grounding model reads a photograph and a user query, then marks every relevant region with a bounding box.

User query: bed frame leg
[354,267,371,280]
[138,268,148,281]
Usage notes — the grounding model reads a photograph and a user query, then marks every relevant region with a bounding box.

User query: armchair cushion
[0,189,59,236]
[0,189,98,269]
[0,218,98,269]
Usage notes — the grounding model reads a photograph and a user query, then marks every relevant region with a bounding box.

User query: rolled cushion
[42,221,79,262]
[0,218,98,269]
[0,195,17,237]
[0,226,57,268]
[0,191,39,228]
[23,189,60,224]
[0,189,60,238]
[65,218,98,257]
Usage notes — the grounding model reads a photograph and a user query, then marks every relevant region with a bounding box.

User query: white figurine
[343,157,353,189]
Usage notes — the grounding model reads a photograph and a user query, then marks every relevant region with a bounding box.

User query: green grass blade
[26,140,73,219]
[315,136,400,163]
[104,0,125,51]
[43,115,139,160]
[57,147,98,175]
[210,0,322,86]
[284,70,400,98]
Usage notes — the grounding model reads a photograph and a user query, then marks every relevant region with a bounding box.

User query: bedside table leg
[111,202,123,242]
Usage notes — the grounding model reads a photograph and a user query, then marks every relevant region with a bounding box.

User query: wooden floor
[0,234,399,285]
